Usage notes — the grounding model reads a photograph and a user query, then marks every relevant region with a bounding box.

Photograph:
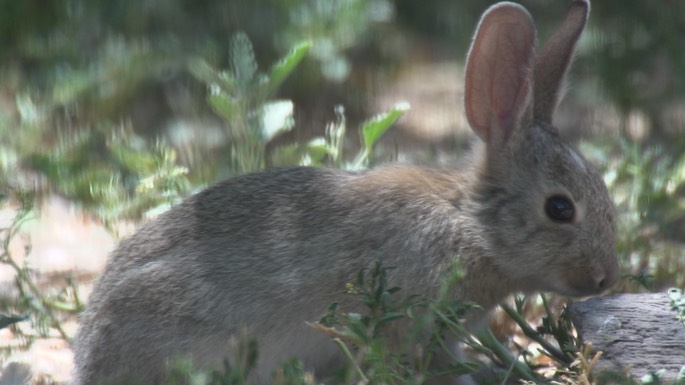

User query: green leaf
[110,143,155,173]
[360,102,410,152]
[208,90,241,122]
[230,32,258,91]
[0,314,28,329]
[187,58,235,92]
[375,312,405,329]
[641,370,667,385]
[676,367,685,385]
[344,313,370,343]
[302,138,332,165]
[350,102,410,170]
[265,41,312,96]
[429,362,480,378]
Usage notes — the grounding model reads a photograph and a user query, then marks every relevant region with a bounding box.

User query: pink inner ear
[491,23,534,137]
[464,4,535,145]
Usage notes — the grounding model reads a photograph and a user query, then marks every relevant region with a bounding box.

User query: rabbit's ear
[533,0,589,122]
[464,3,536,147]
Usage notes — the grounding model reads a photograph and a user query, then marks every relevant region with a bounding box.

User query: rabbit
[72,1,618,384]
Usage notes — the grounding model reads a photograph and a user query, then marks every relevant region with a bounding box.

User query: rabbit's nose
[596,276,610,291]
[594,264,619,292]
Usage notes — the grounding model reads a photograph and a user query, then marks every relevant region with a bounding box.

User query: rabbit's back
[73,165,468,385]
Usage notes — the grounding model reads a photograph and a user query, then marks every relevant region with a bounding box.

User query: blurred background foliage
[1,0,684,288]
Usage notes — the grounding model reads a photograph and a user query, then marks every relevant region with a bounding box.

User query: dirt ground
[1,195,113,384]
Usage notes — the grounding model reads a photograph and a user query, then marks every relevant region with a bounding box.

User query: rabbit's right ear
[464,3,536,148]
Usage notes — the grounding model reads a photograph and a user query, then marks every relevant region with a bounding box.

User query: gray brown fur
[73,1,618,384]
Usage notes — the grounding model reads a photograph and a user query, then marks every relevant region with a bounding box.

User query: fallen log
[568,292,685,383]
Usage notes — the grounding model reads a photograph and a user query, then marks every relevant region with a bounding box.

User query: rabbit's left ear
[533,0,589,122]
[464,3,536,149]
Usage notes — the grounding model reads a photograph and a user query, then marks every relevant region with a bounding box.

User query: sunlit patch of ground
[1,196,113,384]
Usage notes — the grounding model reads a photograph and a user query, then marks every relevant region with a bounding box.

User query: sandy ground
[0,195,114,384]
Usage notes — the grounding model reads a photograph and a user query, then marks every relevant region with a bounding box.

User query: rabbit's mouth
[542,252,619,298]
[556,285,606,299]
[555,272,617,298]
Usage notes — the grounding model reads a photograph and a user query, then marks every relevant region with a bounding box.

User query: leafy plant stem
[0,204,71,340]
[333,337,369,384]
[500,303,570,365]
[477,328,539,383]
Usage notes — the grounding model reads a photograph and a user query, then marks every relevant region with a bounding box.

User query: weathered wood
[569,293,685,382]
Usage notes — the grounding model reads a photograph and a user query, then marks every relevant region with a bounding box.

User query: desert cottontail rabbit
[73,1,618,384]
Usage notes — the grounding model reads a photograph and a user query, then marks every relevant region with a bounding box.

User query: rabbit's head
[464,0,619,297]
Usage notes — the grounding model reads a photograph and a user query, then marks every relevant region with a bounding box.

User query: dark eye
[545,195,575,223]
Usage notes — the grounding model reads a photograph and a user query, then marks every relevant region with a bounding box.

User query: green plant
[668,288,685,328]
[191,32,409,175]
[169,335,259,385]
[2,79,193,231]
[311,261,552,385]
[500,295,577,367]
[88,137,192,234]
[639,368,685,385]
[591,139,685,290]
[189,33,311,176]
[284,102,409,170]
[0,314,28,330]
[0,191,80,354]
[277,0,393,82]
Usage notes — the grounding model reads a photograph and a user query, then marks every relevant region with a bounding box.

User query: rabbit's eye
[545,195,574,223]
